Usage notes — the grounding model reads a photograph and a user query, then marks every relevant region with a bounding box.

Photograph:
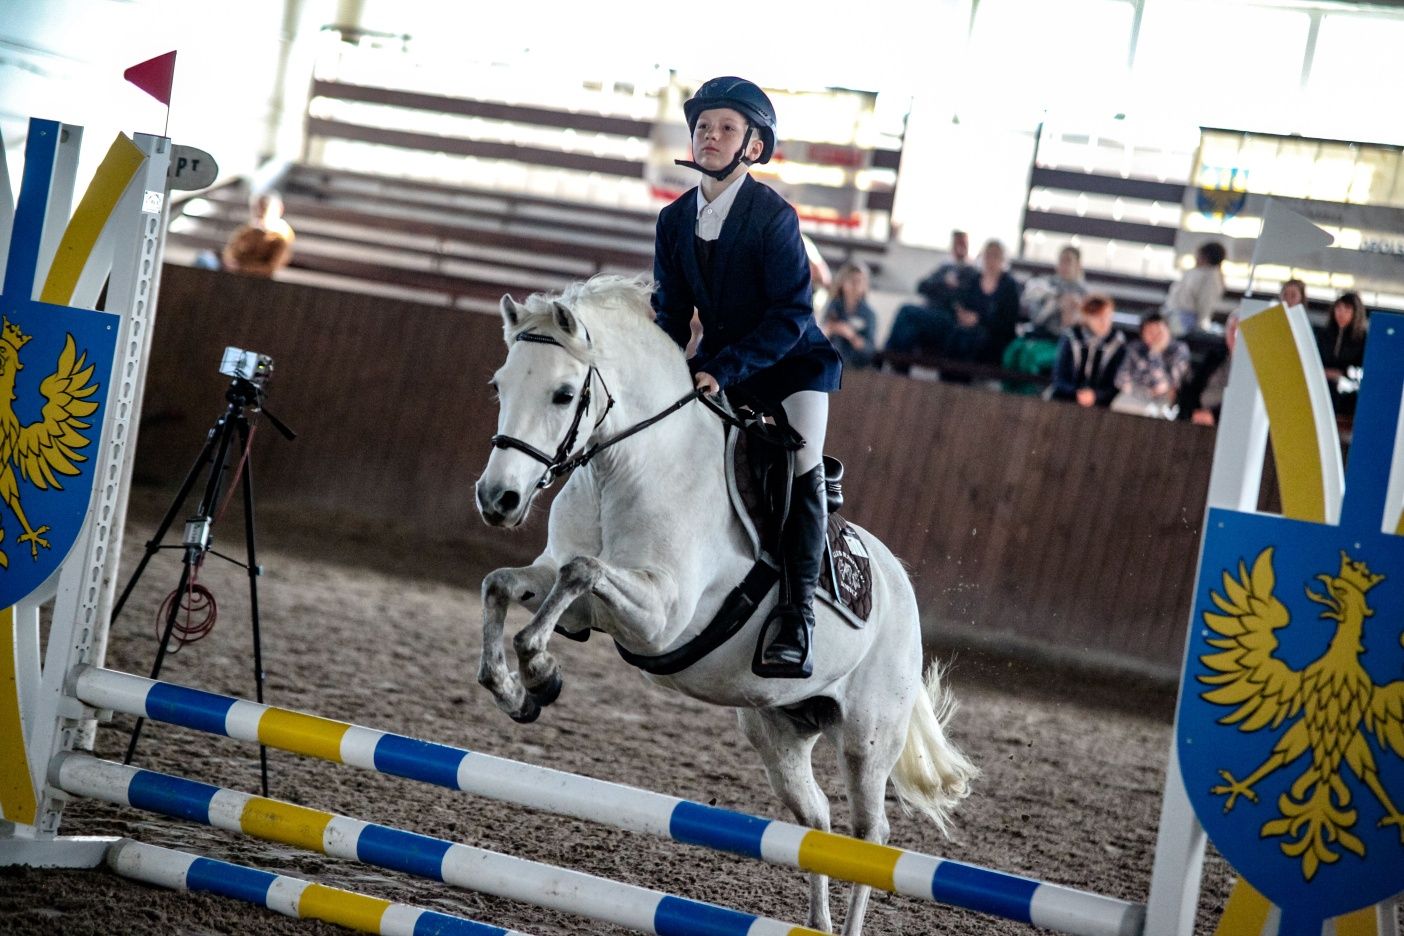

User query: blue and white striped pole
[107,839,529,936]
[75,665,1144,936]
[58,753,821,936]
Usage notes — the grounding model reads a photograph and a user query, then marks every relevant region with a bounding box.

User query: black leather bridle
[488,328,803,491]
[488,331,619,490]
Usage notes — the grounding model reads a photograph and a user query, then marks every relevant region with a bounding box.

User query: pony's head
[475,275,660,527]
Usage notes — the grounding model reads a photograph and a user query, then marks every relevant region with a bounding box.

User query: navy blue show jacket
[652,176,842,404]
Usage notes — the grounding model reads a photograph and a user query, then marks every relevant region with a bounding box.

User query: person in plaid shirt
[1115,312,1190,410]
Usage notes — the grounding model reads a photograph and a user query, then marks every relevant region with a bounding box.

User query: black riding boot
[754,464,827,679]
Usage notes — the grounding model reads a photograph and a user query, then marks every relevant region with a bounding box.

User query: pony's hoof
[509,696,542,724]
[528,669,564,708]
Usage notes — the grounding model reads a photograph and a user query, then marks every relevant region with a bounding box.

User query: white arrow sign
[167,145,218,191]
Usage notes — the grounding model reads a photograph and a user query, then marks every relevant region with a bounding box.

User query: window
[1132,1,1309,134]
[964,0,1136,126]
[1303,14,1404,145]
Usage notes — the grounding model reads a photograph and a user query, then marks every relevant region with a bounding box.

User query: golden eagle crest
[1196,186,1248,217]
[0,316,99,568]
[1198,547,1404,880]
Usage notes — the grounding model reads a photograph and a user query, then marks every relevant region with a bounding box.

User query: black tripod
[116,376,295,796]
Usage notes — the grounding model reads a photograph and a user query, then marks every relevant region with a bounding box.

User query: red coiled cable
[154,422,258,651]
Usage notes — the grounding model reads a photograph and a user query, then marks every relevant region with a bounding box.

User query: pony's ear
[552,300,577,336]
[500,294,521,328]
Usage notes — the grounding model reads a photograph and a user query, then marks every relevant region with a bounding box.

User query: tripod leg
[238,418,270,798]
[125,409,240,767]
[124,559,194,765]
[111,430,219,622]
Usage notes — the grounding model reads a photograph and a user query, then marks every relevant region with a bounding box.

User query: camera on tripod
[219,346,273,387]
[114,344,295,796]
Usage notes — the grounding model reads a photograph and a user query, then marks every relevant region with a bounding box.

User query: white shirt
[1164,265,1225,331]
[694,174,748,241]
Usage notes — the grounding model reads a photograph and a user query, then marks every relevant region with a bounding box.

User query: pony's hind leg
[832,702,907,936]
[738,708,833,933]
[479,563,556,722]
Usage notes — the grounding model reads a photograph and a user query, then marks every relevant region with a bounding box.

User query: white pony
[474,275,976,935]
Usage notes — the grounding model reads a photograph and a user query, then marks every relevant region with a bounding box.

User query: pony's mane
[507,274,656,362]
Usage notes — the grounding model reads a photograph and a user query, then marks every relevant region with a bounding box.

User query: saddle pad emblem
[826,516,872,622]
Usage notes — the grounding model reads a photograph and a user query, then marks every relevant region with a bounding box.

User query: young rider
[651,76,842,679]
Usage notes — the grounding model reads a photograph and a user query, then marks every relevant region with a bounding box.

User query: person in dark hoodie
[651,77,841,679]
[1049,294,1127,407]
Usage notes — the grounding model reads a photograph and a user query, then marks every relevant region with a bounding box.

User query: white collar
[695,174,748,225]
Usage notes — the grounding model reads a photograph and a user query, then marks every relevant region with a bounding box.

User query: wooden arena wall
[139,266,1220,673]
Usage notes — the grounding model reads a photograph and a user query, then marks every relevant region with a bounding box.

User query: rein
[489,329,802,490]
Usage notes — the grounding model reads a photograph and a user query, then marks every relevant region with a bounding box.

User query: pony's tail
[890,661,979,838]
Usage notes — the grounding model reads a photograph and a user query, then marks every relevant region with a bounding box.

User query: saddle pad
[725,426,872,626]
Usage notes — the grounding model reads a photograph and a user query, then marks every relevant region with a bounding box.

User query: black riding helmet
[675,76,777,181]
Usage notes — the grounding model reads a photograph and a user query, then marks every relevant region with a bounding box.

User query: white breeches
[781,390,828,476]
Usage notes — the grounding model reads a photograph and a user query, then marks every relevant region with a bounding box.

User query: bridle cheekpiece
[489,330,616,490]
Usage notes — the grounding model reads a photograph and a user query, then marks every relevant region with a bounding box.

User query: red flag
[124,51,177,105]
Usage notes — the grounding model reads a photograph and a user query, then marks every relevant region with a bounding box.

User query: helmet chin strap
[675,126,755,182]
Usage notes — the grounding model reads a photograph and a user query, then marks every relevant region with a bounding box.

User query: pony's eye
[552,389,575,406]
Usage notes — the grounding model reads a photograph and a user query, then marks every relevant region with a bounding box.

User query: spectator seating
[166,164,889,313]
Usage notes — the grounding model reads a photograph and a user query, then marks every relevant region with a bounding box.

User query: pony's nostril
[498,490,521,513]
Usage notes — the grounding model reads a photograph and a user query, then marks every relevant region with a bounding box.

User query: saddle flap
[730,426,787,554]
[722,407,870,628]
[730,432,846,553]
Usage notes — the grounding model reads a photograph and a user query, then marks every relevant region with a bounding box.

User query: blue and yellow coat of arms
[1195,165,1249,219]
[0,121,120,607]
[1178,311,1404,933]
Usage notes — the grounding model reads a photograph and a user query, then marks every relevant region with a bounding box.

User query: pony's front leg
[479,563,557,722]
[513,555,674,709]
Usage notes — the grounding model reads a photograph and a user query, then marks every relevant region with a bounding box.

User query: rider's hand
[694,371,720,395]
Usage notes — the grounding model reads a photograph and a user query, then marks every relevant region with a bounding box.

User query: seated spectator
[1280,278,1306,310]
[1049,294,1127,408]
[222,192,295,277]
[820,261,878,369]
[1319,292,1368,415]
[954,238,1022,366]
[1112,312,1190,418]
[884,229,977,367]
[1002,245,1085,390]
[1190,312,1238,426]
[916,229,978,316]
[1020,245,1088,338]
[1164,240,1226,337]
